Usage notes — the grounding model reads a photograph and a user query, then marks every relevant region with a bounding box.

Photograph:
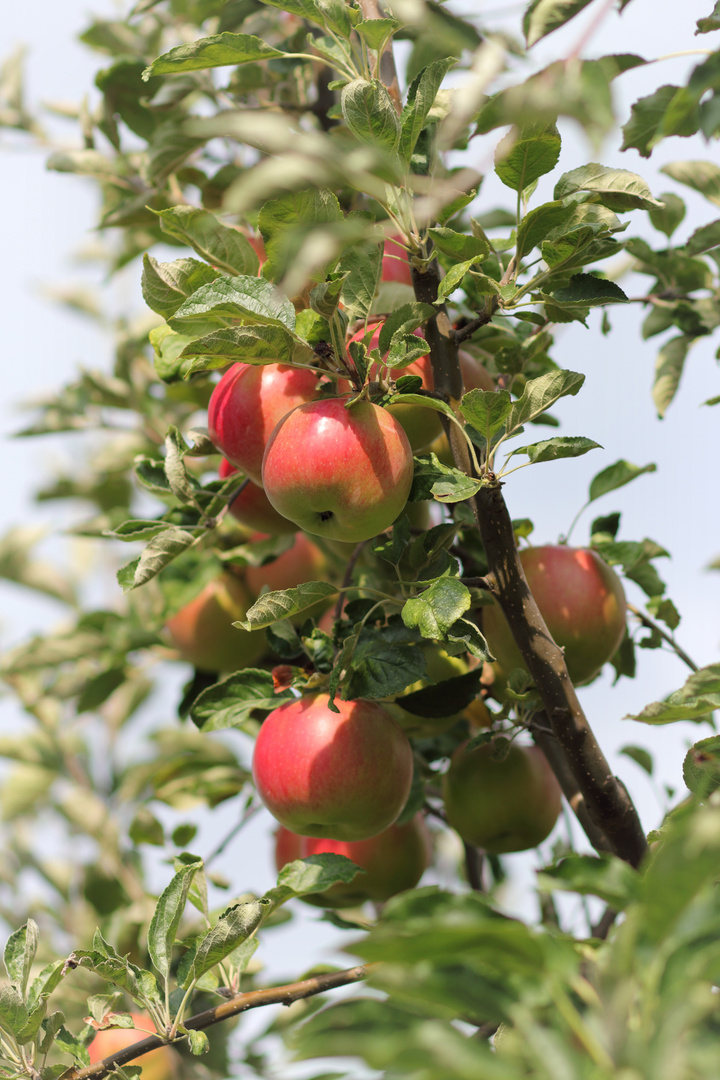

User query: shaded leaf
[523,0,595,47]
[190,670,294,732]
[240,583,338,629]
[143,33,284,79]
[537,854,638,909]
[494,122,561,192]
[588,459,656,502]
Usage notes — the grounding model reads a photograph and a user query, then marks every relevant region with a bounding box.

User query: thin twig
[205,802,264,867]
[64,965,372,1080]
[628,603,699,673]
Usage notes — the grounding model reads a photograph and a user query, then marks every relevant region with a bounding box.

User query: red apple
[252,693,414,840]
[219,459,296,535]
[88,1013,177,1080]
[165,572,265,673]
[274,814,431,907]
[208,363,319,485]
[381,233,413,285]
[482,545,627,686]
[261,397,414,543]
[443,740,562,854]
[246,531,328,595]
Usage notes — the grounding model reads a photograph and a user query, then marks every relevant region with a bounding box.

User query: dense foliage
[1,1,720,1078]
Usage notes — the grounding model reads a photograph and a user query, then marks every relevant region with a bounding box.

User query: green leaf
[660,159,720,206]
[399,668,485,719]
[554,163,663,211]
[180,324,294,373]
[258,189,344,282]
[0,983,29,1038]
[148,859,203,981]
[149,326,198,383]
[409,454,483,504]
[621,85,697,158]
[240,582,338,629]
[653,334,692,417]
[537,854,638,909]
[355,18,400,51]
[402,578,472,639]
[507,369,585,435]
[377,303,436,354]
[523,0,595,47]
[549,273,628,307]
[626,662,720,724]
[426,227,489,262]
[129,809,165,848]
[27,961,65,1012]
[494,122,561,192]
[154,207,261,277]
[190,669,294,732]
[505,435,601,464]
[341,79,400,154]
[649,192,687,237]
[683,736,720,797]
[697,3,720,32]
[400,57,456,163]
[620,745,654,775]
[344,633,427,700]
[117,529,199,593]
[168,277,296,333]
[685,218,720,254]
[337,224,382,324]
[266,854,363,909]
[459,388,512,443]
[143,33,284,79]
[588,459,656,502]
[187,1030,209,1056]
[4,920,39,996]
[516,200,575,260]
[141,256,221,319]
[179,899,270,988]
[435,257,485,303]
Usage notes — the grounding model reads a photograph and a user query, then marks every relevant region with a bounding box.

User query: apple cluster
[159,231,631,908]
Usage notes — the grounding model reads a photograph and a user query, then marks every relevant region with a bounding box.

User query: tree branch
[65,966,371,1080]
[412,259,648,870]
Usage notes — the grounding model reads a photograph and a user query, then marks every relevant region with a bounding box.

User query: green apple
[443,740,562,853]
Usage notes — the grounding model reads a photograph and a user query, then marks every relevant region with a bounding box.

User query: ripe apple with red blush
[219,459,296,535]
[88,1013,177,1080]
[443,740,562,854]
[208,362,319,485]
[482,545,627,686]
[262,396,414,543]
[165,572,264,673]
[274,814,430,907]
[252,693,414,840]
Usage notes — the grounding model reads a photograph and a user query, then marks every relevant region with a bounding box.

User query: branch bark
[411,259,648,870]
[65,965,371,1080]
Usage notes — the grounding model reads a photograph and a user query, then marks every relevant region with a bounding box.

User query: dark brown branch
[628,603,699,673]
[591,906,618,940]
[531,724,613,856]
[453,306,498,345]
[412,259,648,871]
[463,842,485,891]
[65,965,372,1080]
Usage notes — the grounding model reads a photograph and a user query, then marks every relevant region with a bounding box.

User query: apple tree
[1,1,720,1077]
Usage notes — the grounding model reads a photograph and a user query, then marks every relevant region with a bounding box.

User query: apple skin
[88,1013,177,1080]
[246,531,328,595]
[165,573,265,673]
[274,814,430,907]
[443,740,562,854]
[208,363,319,485]
[382,233,413,285]
[219,459,296,535]
[262,397,414,543]
[252,693,414,840]
[482,545,627,686]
